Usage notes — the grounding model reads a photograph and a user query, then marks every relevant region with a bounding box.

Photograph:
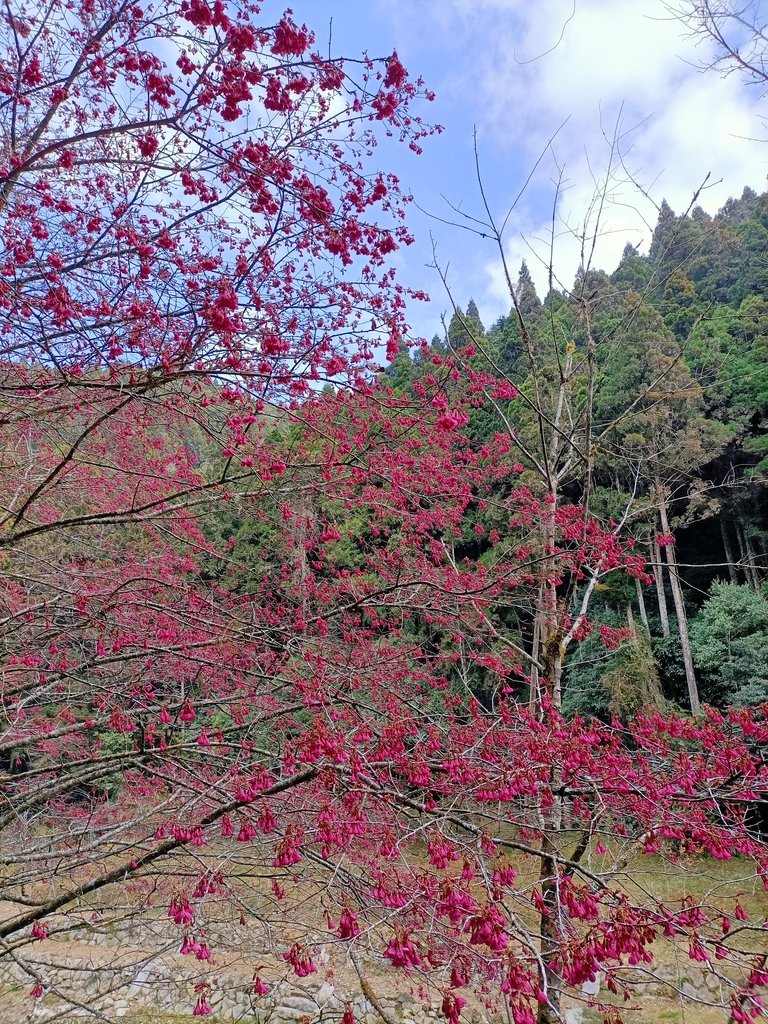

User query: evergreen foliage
[394,187,768,720]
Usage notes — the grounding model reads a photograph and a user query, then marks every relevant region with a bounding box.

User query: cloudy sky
[301,0,767,340]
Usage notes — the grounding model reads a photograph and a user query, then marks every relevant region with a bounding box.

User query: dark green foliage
[651,630,691,708]
[563,612,664,720]
[690,582,768,706]
[516,262,542,320]
[447,299,485,350]
[485,313,523,373]
[195,187,768,722]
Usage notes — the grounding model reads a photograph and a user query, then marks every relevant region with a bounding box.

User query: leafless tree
[669,1,768,92]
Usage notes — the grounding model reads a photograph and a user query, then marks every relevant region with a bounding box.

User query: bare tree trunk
[635,578,649,631]
[537,494,565,709]
[652,538,670,638]
[743,521,760,589]
[535,492,565,1024]
[529,603,541,712]
[536,836,562,1024]
[736,519,759,590]
[720,518,739,584]
[541,629,565,709]
[658,492,700,716]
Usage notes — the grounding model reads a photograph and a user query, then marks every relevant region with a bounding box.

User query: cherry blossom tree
[418,136,768,1021]
[2,4,768,1024]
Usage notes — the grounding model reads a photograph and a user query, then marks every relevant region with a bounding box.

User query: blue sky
[299,0,767,342]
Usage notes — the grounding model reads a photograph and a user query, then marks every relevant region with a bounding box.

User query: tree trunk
[536,839,562,1024]
[534,492,564,1024]
[658,494,700,716]
[627,602,636,637]
[743,521,760,589]
[635,578,649,631]
[540,630,565,709]
[529,603,541,712]
[652,538,670,638]
[536,493,565,710]
[720,518,739,584]
[736,519,759,590]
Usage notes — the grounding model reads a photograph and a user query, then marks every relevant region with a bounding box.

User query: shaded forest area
[381,186,768,717]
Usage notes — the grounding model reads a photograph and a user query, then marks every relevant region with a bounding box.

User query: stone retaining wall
[0,916,728,1024]
[0,953,488,1023]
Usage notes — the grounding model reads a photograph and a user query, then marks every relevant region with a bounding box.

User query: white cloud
[378,0,767,327]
